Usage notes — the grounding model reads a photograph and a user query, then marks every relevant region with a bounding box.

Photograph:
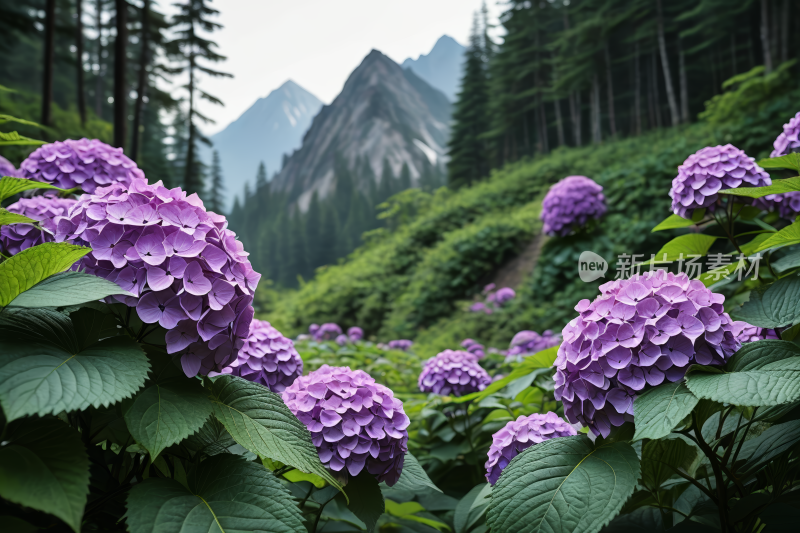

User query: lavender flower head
[732,321,779,344]
[0,196,76,256]
[771,111,800,157]
[53,178,260,377]
[309,324,320,335]
[483,283,496,294]
[461,338,485,359]
[336,334,349,346]
[469,302,492,314]
[418,349,491,397]
[282,365,410,485]
[387,339,413,351]
[541,176,606,236]
[492,287,516,306]
[314,323,342,341]
[20,138,145,193]
[485,412,577,485]
[669,144,770,219]
[555,272,740,437]
[348,326,364,342]
[505,329,561,361]
[0,155,21,177]
[220,319,302,392]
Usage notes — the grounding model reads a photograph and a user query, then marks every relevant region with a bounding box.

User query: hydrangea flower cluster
[418,350,492,397]
[336,334,349,346]
[388,339,413,351]
[732,321,779,344]
[485,412,577,485]
[669,144,771,219]
[771,111,800,157]
[555,273,740,437]
[314,323,342,341]
[489,287,516,306]
[0,196,76,256]
[348,326,364,342]
[0,155,21,177]
[541,176,607,236]
[505,329,561,361]
[469,301,492,314]
[219,319,302,392]
[53,178,259,377]
[282,365,409,485]
[20,139,145,193]
[461,338,485,358]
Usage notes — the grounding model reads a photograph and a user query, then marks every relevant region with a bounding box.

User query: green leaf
[730,274,800,328]
[458,346,558,404]
[208,375,345,493]
[0,130,47,146]
[124,378,213,460]
[344,470,385,533]
[0,113,46,129]
[651,234,717,261]
[125,454,305,533]
[740,232,775,254]
[727,340,800,372]
[0,417,89,532]
[736,420,800,478]
[772,249,800,273]
[8,271,133,308]
[0,208,36,225]
[651,212,702,233]
[382,451,442,493]
[0,176,70,202]
[183,416,236,457]
[719,176,800,197]
[632,381,698,441]
[0,309,149,421]
[754,221,800,252]
[757,153,800,173]
[640,438,698,490]
[486,436,640,533]
[0,242,91,307]
[685,358,800,407]
[600,507,663,532]
[385,500,452,531]
[455,483,492,533]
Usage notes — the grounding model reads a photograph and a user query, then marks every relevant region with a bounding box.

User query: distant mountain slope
[271,49,452,212]
[402,35,466,102]
[205,80,322,211]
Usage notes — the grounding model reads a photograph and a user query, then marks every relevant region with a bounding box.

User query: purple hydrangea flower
[506,329,561,361]
[314,323,342,341]
[469,302,492,314]
[492,287,515,306]
[541,176,606,236]
[732,321,779,344]
[0,155,21,177]
[309,324,320,335]
[555,273,740,437]
[348,326,364,342]
[418,350,491,396]
[336,334,349,346]
[771,111,800,158]
[220,319,302,392]
[282,365,410,485]
[483,283,496,294]
[388,339,413,351]
[485,412,577,485]
[461,338,485,358]
[20,138,145,193]
[53,178,259,377]
[0,196,76,256]
[669,144,771,219]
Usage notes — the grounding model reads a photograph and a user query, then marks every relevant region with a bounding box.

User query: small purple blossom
[555,273,740,437]
[485,412,577,485]
[282,365,409,485]
[336,334,349,346]
[20,138,145,193]
[418,350,491,397]
[314,323,342,341]
[0,196,76,256]
[0,155,21,178]
[348,326,364,342]
[771,111,800,158]
[752,115,800,220]
[732,321,779,344]
[493,287,515,306]
[669,144,771,219]
[483,283,496,294]
[53,178,259,378]
[469,302,492,314]
[506,329,561,362]
[461,338,485,359]
[309,324,320,335]
[388,339,413,351]
[221,319,303,392]
[541,176,606,236]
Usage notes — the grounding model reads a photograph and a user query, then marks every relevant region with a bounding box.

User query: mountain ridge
[401,35,466,102]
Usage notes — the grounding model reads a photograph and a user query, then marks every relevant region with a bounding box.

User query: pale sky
[165,0,503,135]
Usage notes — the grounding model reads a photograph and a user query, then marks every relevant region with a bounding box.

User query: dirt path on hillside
[491,229,547,290]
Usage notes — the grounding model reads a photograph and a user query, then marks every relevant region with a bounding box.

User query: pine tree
[206,150,225,213]
[168,0,231,196]
[398,163,411,191]
[255,161,268,189]
[305,192,322,271]
[447,12,491,189]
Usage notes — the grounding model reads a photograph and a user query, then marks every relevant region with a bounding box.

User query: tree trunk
[76,0,86,126]
[678,37,689,123]
[634,42,642,136]
[603,40,616,137]
[730,34,738,75]
[780,0,788,63]
[655,0,680,127]
[760,0,772,73]
[748,34,755,69]
[570,91,582,147]
[113,0,128,149]
[651,51,662,129]
[41,0,55,127]
[539,102,549,154]
[130,0,150,161]
[185,49,196,190]
[95,0,104,118]
[591,72,601,144]
[553,99,565,147]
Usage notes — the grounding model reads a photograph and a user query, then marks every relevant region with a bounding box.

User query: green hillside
[264,66,800,358]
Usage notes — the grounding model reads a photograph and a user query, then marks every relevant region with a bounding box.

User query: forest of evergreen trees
[448,0,798,188]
